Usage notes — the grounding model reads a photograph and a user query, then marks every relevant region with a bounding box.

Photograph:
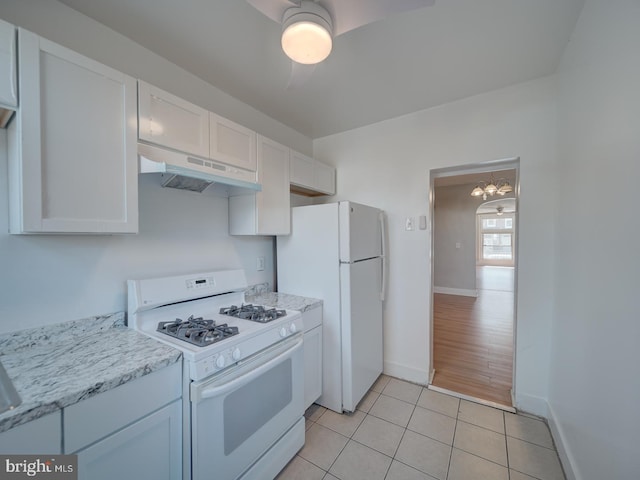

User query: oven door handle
[192,335,303,403]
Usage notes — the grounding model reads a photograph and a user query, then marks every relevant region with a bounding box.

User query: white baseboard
[433,286,478,297]
[547,402,580,480]
[514,392,549,417]
[383,360,429,385]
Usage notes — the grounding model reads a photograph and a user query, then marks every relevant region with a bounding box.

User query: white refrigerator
[277,202,387,413]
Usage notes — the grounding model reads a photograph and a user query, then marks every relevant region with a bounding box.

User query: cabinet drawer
[0,412,61,454]
[64,361,181,453]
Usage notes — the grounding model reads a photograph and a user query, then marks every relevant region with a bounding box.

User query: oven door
[190,334,304,480]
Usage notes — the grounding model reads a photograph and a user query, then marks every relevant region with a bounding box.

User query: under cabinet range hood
[138,143,261,194]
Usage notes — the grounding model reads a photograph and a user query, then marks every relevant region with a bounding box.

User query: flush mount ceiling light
[470,174,514,200]
[281,2,333,65]
[248,0,435,87]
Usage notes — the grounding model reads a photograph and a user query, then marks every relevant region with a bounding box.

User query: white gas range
[127,269,305,480]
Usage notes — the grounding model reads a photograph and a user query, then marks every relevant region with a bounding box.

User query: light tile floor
[277,375,565,480]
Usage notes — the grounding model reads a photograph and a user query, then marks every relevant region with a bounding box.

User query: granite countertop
[246,291,322,313]
[0,312,181,433]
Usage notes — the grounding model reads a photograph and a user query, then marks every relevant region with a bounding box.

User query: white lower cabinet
[75,400,181,480]
[64,362,182,480]
[0,411,61,454]
[302,306,323,409]
[0,364,180,478]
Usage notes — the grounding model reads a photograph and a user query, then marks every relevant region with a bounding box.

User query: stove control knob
[232,348,241,361]
[289,323,297,334]
[279,327,288,338]
[215,355,226,369]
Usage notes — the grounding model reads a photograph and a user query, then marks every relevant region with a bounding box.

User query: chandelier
[470,175,513,200]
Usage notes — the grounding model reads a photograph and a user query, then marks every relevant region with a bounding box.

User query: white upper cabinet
[8,29,138,234]
[314,161,336,195]
[290,150,335,196]
[138,80,209,158]
[210,113,257,171]
[289,150,315,188]
[229,135,290,235]
[0,18,17,111]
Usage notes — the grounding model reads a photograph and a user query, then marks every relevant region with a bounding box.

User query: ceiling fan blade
[321,0,436,37]
[246,0,300,24]
[287,61,317,90]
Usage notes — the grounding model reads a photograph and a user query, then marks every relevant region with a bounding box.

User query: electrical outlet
[256,256,265,271]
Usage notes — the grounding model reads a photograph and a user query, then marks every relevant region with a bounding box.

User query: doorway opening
[428,160,519,411]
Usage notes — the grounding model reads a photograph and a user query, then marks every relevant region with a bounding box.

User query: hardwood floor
[432,266,514,407]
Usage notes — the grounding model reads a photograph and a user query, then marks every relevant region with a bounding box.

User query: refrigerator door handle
[379,212,388,301]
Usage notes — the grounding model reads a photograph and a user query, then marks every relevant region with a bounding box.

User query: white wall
[0,1,313,332]
[550,1,640,478]
[314,76,558,413]
[433,183,481,293]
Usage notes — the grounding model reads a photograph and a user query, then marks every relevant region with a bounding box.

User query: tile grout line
[504,410,511,480]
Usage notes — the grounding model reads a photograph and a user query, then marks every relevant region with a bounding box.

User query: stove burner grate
[157,315,239,347]
[219,304,287,323]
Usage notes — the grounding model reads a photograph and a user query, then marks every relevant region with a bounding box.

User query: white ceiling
[57,0,585,139]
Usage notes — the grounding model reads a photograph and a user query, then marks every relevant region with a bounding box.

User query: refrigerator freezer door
[339,202,382,263]
[340,257,383,412]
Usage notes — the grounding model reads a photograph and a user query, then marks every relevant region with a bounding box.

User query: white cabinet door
[210,112,257,171]
[290,150,314,189]
[0,412,61,454]
[0,18,17,110]
[257,135,290,235]
[289,150,336,196]
[314,161,336,195]
[303,307,323,410]
[229,135,290,235]
[8,29,138,234]
[138,80,209,158]
[76,400,181,480]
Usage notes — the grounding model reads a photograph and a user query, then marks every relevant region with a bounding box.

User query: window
[482,233,512,260]
[477,213,515,265]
